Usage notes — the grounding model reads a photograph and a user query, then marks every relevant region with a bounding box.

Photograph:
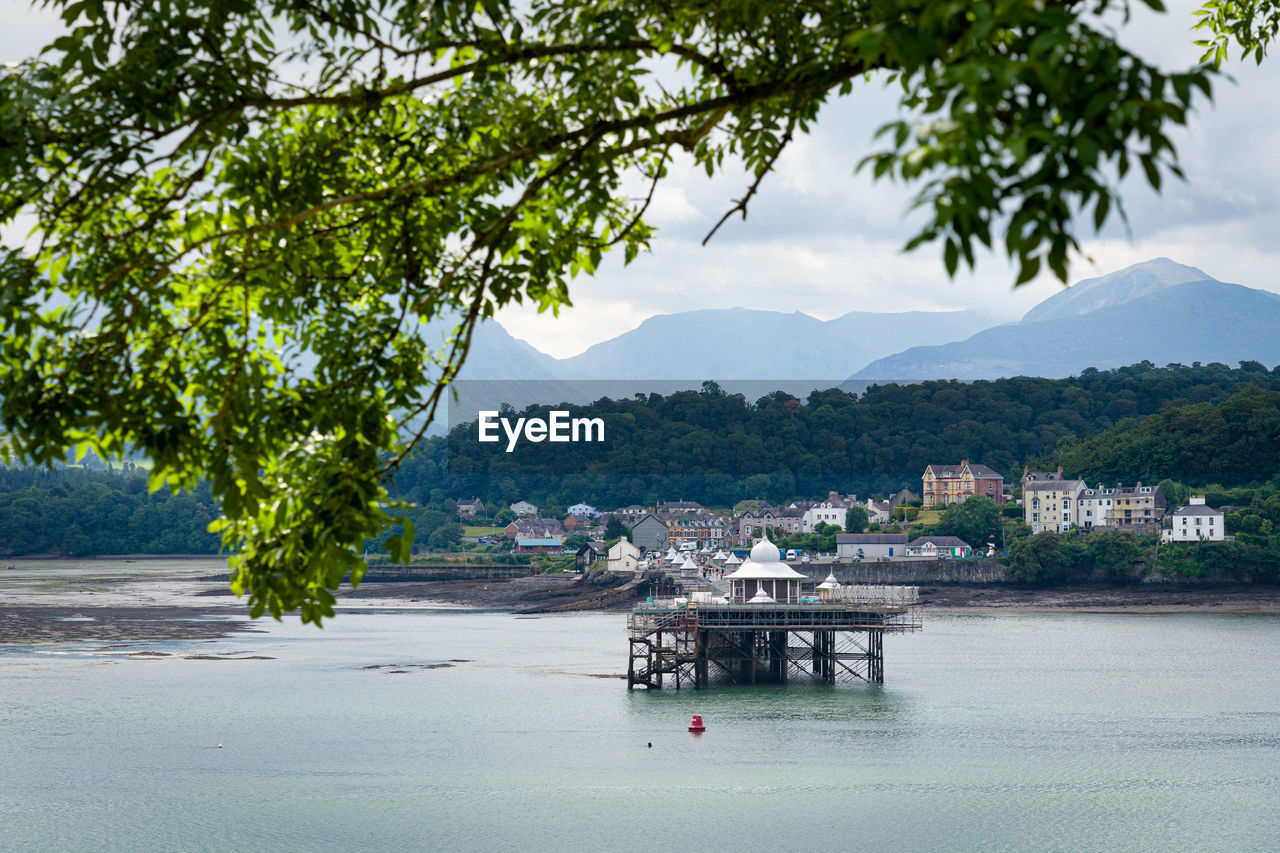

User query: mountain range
[454,258,1280,385]
[456,307,992,381]
[854,258,1280,379]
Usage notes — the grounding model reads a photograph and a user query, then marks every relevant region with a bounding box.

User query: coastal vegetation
[5,363,1279,587]
[2,0,1269,621]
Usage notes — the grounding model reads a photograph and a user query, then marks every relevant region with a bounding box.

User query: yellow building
[922,460,1006,507]
[1023,479,1086,533]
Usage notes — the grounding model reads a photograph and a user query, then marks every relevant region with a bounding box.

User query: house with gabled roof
[1024,478,1086,533]
[629,513,670,551]
[509,500,539,517]
[802,491,851,532]
[865,499,892,525]
[922,460,1005,507]
[1162,496,1224,542]
[455,497,484,517]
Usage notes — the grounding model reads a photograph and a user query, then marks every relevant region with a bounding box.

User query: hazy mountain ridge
[459,258,1280,385]
[1020,257,1212,324]
[471,306,993,381]
[855,262,1280,379]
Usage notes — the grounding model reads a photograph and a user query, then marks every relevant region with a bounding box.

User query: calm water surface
[2,609,1278,852]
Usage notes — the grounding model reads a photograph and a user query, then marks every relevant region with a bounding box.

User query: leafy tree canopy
[845,505,869,534]
[0,0,1273,622]
[935,495,1002,549]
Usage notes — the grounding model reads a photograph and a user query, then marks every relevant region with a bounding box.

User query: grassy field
[463,525,505,537]
[915,509,943,525]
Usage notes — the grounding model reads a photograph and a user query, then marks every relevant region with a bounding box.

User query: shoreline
[4,576,1280,644]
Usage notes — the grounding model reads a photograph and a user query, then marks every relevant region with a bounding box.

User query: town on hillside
[442,460,1233,580]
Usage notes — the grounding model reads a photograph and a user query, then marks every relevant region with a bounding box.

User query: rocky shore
[3,569,1279,644]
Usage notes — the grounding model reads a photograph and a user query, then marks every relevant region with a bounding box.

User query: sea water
[2,609,1278,852]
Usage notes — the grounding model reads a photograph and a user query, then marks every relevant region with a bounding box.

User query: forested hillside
[0,468,220,556]
[414,361,1280,508]
[5,361,1279,556]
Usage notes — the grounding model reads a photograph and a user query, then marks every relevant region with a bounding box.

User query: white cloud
[9,0,1280,360]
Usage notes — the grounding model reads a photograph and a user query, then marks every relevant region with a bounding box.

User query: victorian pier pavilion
[627,539,921,689]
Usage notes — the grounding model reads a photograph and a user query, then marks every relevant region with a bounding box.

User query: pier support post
[696,629,708,688]
[869,628,883,685]
[769,631,787,683]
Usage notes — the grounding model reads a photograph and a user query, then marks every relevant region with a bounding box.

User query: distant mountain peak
[1021,258,1215,324]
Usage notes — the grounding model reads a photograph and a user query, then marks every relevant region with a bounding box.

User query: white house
[1163,496,1225,542]
[510,500,538,517]
[1077,486,1112,529]
[607,539,643,572]
[1079,482,1165,529]
[567,502,598,519]
[802,494,849,532]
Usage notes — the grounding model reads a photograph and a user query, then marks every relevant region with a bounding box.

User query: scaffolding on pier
[626,593,921,689]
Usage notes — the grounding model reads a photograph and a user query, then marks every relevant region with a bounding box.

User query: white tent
[712,550,729,562]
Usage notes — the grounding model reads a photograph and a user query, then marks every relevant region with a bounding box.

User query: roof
[1023,479,1086,492]
[1174,504,1223,516]
[657,500,704,510]
[516,538,562,547]
[908,536,971,549]
[925,463,1003,479]
[836,533,908,544]
[725,539,807,581]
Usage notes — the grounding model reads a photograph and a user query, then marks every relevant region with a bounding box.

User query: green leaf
[1015,255,1041,286]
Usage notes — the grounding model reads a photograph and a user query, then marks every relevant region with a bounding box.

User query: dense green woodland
[5,362,1280,564]
[0,468,220,556]
[405,362,1280,509]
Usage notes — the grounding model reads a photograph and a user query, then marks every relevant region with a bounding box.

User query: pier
[627,583,921,689]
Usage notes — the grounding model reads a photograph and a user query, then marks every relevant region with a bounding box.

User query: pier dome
[725,537,806,603]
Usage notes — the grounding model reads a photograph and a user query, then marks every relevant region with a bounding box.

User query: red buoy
[688,714,705,733]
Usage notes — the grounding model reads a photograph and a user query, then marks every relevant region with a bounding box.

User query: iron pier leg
[696,629,708,688]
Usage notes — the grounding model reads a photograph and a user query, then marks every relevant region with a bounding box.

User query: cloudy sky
[7,1,1279,358]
